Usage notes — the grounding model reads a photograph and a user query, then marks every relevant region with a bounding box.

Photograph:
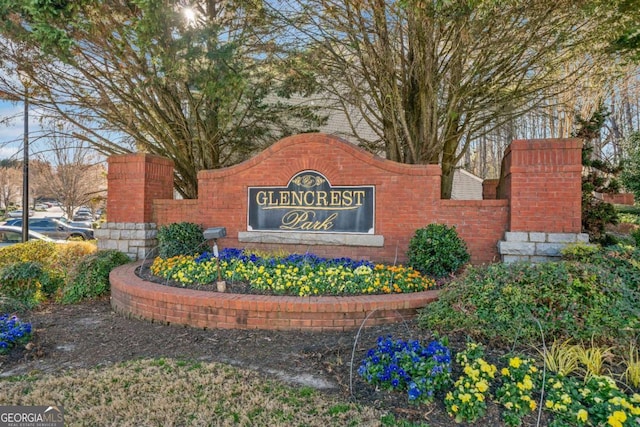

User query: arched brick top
[197,133,441,182]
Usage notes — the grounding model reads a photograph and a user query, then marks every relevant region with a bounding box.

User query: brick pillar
[482,179,499,200]
[506,139,583,232]
[96,154,175,260]
[498,139,589,263]
[105,154,174,223]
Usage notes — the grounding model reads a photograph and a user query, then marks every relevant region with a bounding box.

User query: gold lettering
[291,191,303,206]
[316,191,328,206]
[353,190,366,206]
[342,190,353,206]
[256,191,268,206]
[304,191,314,205]
[268,191,277,206]
[281,210,315,230]
[314,213,337,230]
[330,190,341,206]
[280,191,289,206]
[280,210,337,231]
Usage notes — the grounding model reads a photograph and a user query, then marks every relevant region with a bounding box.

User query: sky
[0,98,45,161]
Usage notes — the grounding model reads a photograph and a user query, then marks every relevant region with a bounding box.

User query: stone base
[498,231,590,263]
[238,231,384,247]
[95,222,158,261]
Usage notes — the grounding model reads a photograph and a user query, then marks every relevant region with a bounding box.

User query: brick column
[497,139,589,262]
[96,154,175,260]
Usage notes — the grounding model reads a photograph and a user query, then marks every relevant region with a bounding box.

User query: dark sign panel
[248,171,375,233]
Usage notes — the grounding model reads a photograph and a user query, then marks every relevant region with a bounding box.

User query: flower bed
[358,339,640,426]
[112,260,439,331]
[150,249,437,296]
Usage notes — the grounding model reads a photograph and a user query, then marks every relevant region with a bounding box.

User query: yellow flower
[607,410,627,427]
[505,402,514,409]
[545,400,554,409]
[608,417,623,427]
[476,380,489,393]
[501,367,510,376]
[529,400,537,411]
[451,404,459,413]
[577,409,588,423]
[509,357,522,369]
[460,393,472,403]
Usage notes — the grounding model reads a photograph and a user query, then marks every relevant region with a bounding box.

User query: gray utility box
[203,227,227,240]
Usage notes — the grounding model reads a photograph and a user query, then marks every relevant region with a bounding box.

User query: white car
[6,209,34,218]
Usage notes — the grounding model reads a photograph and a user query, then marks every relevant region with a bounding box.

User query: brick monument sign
[96,133,588,264]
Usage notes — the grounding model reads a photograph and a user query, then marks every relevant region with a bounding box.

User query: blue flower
[408,382,421,400]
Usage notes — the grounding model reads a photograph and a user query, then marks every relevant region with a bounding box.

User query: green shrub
[62,250,131,304]
[590,245,640,291]
[157,222,207,259]
[407,224,470,278]
[561,242,601,262]
[418,261,637,346]
[0,240,57,268]
[0,262,48,309]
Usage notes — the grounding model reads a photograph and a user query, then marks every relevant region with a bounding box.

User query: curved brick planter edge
[110,261,440,331]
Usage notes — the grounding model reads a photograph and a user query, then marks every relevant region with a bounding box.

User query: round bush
[62,250,131,304]
[157,222,207,259]
[407,224,470,278]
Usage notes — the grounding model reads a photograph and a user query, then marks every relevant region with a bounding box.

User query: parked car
[6,209,34,218]
[0,225,57,247]
[73,207,95,221]
[70,220,93,228]
[4,217,94,240]
[73,213,94,222]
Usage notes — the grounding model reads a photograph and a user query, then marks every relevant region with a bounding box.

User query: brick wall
[603,193,635,206]
[107,154,174,223]
[107,134,583,264]
[501,139,583,233]
[482,179,499,200]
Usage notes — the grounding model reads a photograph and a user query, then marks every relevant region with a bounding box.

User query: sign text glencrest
[248,171,375,233]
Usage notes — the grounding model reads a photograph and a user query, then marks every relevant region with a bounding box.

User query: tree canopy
[279,0,638,197]
[0,0,325,198]
[1,0,638,199]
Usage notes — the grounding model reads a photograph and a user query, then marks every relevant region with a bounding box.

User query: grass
[0,358,385,426]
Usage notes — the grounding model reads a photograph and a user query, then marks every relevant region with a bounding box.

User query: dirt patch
[0,296,546,426]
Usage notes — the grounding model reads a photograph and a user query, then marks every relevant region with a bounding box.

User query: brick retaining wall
[110,262,439,331]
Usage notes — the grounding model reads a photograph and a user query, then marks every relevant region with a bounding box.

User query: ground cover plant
[150,248,437,296]
[418,258,638,345]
